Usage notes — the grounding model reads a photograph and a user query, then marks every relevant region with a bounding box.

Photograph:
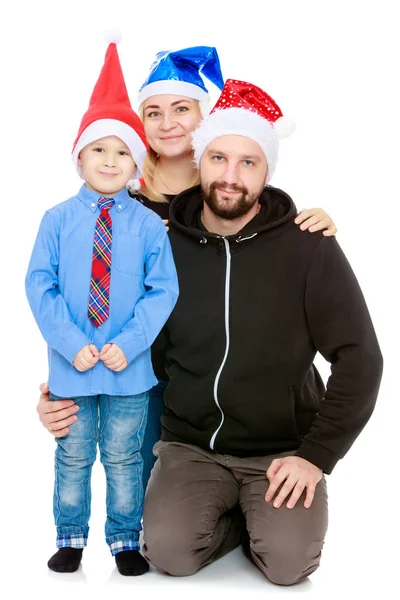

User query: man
[37,79,383,585]
[141,79,382,584]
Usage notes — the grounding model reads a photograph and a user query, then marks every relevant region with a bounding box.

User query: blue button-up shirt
[25,184,179,397]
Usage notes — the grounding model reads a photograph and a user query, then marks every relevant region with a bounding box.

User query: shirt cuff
[56,329,92,364]
[108,331,147,364]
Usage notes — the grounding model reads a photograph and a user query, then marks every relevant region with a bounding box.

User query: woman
[36,46,337,491]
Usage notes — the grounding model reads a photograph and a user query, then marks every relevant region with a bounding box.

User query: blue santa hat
[138,46,224,104]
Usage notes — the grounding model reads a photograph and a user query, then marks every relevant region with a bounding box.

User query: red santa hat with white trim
[191,79,295,178]
[72,31,148,178]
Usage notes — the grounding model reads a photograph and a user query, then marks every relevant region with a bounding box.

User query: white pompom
[274,116,296,139]
[126,179,142,193]
[104,29,122,44]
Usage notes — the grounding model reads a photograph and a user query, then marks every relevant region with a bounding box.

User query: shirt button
[118,204,122,209]
[91,202,95,207]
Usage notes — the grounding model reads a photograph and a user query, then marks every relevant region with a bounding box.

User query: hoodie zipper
[210,238,231,450]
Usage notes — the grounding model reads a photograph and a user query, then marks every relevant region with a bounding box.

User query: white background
[1,0,398,598]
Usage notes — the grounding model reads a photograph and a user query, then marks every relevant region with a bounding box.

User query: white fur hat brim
[72,119,147,179]
[138,80,209,104]
[191,107,279,178]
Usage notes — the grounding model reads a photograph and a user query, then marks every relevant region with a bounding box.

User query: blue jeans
[50,392,148,555]
[141,380,167,492]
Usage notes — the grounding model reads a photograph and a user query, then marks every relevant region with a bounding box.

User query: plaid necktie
[88,197,115,327]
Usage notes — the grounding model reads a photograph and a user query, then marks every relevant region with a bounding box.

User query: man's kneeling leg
[143,441,243,576]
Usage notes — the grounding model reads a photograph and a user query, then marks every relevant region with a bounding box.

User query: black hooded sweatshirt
[161,185,383,474]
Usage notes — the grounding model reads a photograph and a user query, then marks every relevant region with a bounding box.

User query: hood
[169,184,297,242]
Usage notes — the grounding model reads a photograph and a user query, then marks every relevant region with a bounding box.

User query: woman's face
[142,94,202,159]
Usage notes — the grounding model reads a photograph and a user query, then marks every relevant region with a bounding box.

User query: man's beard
[201,181,261,220]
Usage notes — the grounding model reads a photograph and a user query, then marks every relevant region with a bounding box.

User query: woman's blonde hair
[138,100,206,203]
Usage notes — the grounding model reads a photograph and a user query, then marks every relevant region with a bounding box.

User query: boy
[25,36,178,576]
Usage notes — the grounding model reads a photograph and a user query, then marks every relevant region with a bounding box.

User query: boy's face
[78,135,136,197]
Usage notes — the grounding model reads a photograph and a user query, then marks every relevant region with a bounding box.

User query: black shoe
[47,548,83,573]
[115,550,149,576]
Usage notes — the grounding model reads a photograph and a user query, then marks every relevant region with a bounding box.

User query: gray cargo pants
[143,441,328,585]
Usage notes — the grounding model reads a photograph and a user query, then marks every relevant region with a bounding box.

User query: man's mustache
[211,182,247,194]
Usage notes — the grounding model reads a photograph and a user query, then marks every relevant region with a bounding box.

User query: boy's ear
[77,151,82,167]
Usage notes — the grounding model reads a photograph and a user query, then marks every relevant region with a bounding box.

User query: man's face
[200,135,269,220]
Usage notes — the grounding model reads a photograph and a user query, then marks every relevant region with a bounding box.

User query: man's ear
[265,172,270,186]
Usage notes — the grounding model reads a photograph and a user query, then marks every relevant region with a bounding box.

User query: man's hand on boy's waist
[37,382,79,438]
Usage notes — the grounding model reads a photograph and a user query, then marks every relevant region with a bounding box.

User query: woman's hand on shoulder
[294,208,337,237]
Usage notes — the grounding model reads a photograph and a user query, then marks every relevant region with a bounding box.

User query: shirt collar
[77,184,132,213]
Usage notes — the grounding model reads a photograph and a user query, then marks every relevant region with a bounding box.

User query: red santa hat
[191,79,295,178]
[72,32,148,178]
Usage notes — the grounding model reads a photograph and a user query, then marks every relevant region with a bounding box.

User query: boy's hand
[72,344,99,372]
[99,343,128,371]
